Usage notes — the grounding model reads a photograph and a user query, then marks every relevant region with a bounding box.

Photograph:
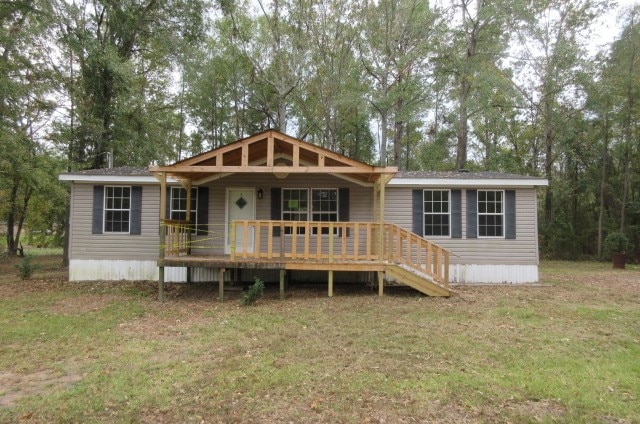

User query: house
[59,130,548,299]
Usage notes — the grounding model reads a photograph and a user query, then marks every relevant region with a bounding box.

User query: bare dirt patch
[0,369,82,408]
[49,294,118,315]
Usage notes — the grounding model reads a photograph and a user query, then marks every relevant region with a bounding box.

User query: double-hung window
[282,188,339,234]
[104,186,131,233]
[282,189,308,234]
[170,187,198,231]
[478,190,504,237]
[423,190,450,236]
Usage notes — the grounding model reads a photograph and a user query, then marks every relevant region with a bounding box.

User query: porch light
[257,188,264,199]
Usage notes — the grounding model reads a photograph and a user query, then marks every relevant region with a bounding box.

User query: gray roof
[395,170,545,180]
[61,166,545,183]
[63,166,152,176]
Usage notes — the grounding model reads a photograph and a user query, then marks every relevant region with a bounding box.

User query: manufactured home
[59,130,548,299]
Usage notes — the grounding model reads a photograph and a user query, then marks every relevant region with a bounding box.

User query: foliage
[603,231,631,255]
[241,277,265,306]
[15,255,37,280]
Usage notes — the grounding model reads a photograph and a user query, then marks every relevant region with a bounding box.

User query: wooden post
[328,270,334,297]
[219,268,225,302]
[230,221,236,260]
[378,271,384,296]
[378,176,386,262]
[159,172,167,302]
[279,269,285,300]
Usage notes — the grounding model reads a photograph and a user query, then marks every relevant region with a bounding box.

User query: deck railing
[161,219,450,286]
[163,219,191,256]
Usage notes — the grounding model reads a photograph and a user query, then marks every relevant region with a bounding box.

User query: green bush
[603,231,630,255]
[16,255,38,280]
[241,277,265,306]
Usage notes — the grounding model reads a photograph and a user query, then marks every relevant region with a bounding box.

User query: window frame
[423,189,451,238]
[169,187,198,233]
[103,185,131,234]
[477,189,505,238]
[281,188,340,235]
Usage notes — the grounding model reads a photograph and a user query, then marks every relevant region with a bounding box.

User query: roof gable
[149,130,397,185]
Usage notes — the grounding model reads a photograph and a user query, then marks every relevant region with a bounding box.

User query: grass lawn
[0,256,638,423]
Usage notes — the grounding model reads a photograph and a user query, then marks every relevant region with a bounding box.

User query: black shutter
[271,188,281,236]
[130,186,142,235]
[466,189,477,238]
[339,188,350,237]
[197,187,209,235]
[451,189,462,238]
[505,190,516,239]
[412,189,423,236]
[92,185,104,234]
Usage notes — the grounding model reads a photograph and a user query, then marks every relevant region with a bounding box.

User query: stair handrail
[383,223,452,289]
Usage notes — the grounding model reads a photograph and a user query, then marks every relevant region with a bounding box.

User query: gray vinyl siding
[385,187,539,265]
[70,183,160,260]
[195,173,373,256]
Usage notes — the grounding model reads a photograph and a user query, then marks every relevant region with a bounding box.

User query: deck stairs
[384,263,451,297]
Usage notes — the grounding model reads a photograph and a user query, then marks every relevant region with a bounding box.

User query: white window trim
[423,189,451,238]
[103,185,131,234]
[170,187,198,222]
[477,189,505,239]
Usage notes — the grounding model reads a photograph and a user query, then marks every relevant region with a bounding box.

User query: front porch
[159,219,452,301]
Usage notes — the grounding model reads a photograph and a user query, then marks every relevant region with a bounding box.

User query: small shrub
[241,277,265,306]
[603,231,630,255]
[16,255,38,280]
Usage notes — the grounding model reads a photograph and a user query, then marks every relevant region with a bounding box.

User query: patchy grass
[0,256,638,422]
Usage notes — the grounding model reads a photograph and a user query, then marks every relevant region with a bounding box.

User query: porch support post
[378,177,386,261]
[219,268,225,302]
[279,269,285,300]
[378,271,384,296]
[328,270,334,297]
[159,172,167,302]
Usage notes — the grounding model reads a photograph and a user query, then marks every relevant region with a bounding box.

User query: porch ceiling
[148,130,397,185]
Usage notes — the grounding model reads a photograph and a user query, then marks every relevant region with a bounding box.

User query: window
[423,190,450,236]
[104,186,131,233]
[282,188,339,234]
[478,190,504,237]
[282,189,308,234]
[170,187,198,230]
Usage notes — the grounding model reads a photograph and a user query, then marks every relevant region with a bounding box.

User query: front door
[227,188,256,254]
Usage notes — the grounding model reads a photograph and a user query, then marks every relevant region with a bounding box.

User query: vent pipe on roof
[108,149,113,169]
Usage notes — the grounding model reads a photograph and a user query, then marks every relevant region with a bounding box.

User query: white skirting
[68,259,217,282]
[449,264,539,284]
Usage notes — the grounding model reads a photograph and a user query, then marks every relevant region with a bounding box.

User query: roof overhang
[149,130,397,185]
[58,174,178,184]
[388,178,549,188]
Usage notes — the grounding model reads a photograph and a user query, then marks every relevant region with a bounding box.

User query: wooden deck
[158,219,452,301]
[159,254,386,271]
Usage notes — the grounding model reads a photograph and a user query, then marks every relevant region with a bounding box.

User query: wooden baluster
[230,221,236,260]
[242,221,249,258]
[291,222,297,259]
[268,221,273,259]
[329,223,334,262]
[366,223,372,260]
[353,223,360,260]
[316,222,322,260]
[341,223,347,260]
[254,221,261,258]
[304,221,310,260]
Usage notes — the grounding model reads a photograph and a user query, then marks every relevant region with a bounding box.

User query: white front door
[227,188,256,254]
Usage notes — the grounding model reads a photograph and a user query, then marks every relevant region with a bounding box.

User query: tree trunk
[597,111,609,259]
